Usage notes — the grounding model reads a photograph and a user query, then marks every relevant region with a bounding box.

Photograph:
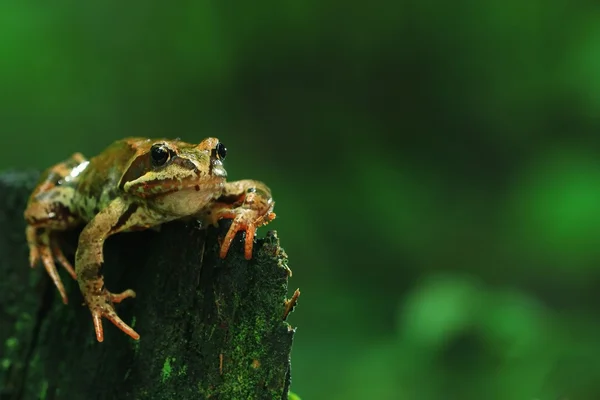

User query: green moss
[254,316,266,343]
[162,357,174,382]
[178,364,187,376]
[213,314,281,398]
[197,382,216,397]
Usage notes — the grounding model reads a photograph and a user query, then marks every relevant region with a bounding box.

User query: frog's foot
[87,288,139,342]
[26,226,77,304]
[219,208,276,260]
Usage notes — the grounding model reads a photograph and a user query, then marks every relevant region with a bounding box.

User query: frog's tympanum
[24,138,275,342]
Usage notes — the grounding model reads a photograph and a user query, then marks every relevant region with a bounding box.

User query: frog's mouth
[158,176,226,195]
[133,174,225,199]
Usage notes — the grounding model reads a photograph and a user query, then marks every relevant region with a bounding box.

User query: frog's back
[24,151,90,229]
[73,138,144,221]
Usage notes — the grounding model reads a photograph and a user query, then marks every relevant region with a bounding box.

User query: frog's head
[119,137,227,215]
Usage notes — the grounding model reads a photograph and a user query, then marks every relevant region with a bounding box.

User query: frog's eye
[215,142,227,161]
[150,144,170,167]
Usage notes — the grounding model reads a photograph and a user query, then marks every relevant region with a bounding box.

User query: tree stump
[0,170,299,400]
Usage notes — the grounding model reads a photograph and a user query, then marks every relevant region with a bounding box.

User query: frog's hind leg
[26,226,75,304]
[24,153,86,304]
[26,225,76,280]
[26,217,80,305]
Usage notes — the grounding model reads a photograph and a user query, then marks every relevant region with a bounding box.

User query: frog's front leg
[207,180,276,260]
[75,197,140,342]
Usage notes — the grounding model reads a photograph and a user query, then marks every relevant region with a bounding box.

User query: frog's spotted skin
[24,137,275,342]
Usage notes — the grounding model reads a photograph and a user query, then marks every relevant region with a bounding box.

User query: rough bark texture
[0,170,298,400]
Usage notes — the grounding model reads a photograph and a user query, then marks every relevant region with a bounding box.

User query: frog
[24,137,275,342]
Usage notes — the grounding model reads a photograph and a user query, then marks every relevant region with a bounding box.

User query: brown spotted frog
[24,137,275,342]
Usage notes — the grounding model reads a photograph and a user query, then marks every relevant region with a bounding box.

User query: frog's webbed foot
[86,287,139,342]
[26,225,77,304]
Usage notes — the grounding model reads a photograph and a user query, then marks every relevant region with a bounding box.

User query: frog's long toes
[29,249,39,268]
[105,311,140,341]
[109,289,136,303]
[26,227,73,302]
[26,226,40,268]
[52,238,77,280]
[89,290,139,342]
[91,305,139,342]
[220,217,264,259]
[243,225,256,260]
[220,222,245,259]
[92,311,105,342]
[39,245,69,304]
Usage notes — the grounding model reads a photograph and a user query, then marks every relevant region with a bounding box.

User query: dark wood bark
[0,170,298,400]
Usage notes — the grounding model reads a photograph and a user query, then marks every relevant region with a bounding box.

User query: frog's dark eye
[150,144,169,167]
[216,142,227,160]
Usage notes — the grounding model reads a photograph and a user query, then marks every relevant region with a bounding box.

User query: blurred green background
[3,1,600,399]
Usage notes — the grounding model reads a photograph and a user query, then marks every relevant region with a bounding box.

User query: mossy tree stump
[0,171,298,400]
